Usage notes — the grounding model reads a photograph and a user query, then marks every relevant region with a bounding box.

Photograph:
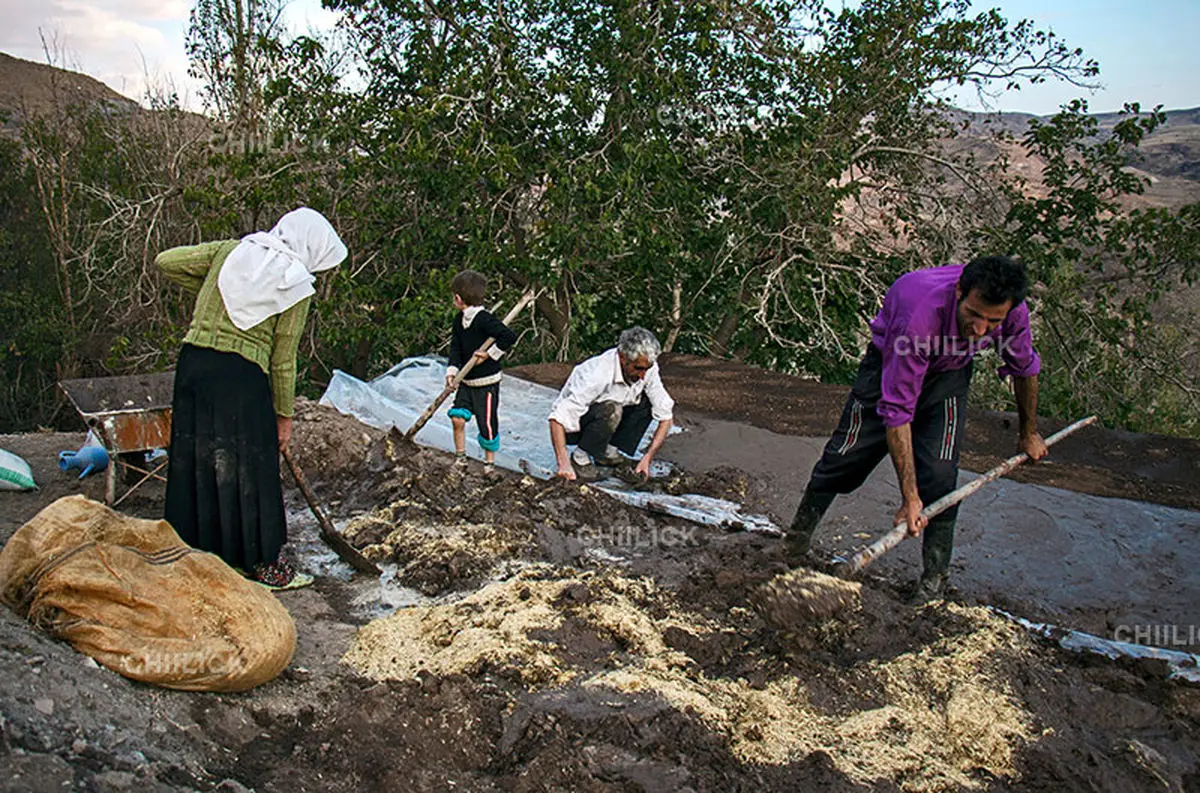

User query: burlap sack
[0,495,296,692]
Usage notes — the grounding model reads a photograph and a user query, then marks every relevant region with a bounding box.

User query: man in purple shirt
[788,255,1049,602]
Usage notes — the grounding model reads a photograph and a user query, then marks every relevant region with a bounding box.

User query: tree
[9,65,223,430]
[307,0,1095,375]
[985,101,1200,435]
[0,133,58,431]
[9,0,1194,439]
[187,0,288,142]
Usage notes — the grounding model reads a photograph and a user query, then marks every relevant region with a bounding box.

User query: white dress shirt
[548,348,675,433]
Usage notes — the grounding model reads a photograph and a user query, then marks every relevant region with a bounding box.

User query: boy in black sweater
[446,270,518,473]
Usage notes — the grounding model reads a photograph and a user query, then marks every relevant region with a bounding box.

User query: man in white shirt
[549,327,676,481]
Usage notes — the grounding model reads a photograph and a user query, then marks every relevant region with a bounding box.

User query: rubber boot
[783,486,836,565]
[911,517,955,603]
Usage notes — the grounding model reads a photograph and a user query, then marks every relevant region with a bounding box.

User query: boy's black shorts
[448,382,501,452]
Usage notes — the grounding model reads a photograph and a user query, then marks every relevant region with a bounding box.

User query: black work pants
[805,346,971,574]
[565,395,653,457]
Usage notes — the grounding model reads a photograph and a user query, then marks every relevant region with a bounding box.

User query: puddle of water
[285,499,546,622]
[285,502,433,620]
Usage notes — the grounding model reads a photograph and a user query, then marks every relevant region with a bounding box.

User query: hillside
[949,106,1200,208]
[0,51,136,133]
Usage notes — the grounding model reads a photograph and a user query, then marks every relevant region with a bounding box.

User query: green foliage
[3,0,1196,440]
[0,136,67,430]
[993,101,1200,436]
[297,0,1096,376]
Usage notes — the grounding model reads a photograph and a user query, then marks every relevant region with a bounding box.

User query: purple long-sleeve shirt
[868,264,1041,427]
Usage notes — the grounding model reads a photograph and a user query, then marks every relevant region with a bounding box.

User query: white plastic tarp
[318,356,780,534]
[991,607,1200,684]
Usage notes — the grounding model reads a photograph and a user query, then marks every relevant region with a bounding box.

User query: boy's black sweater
[449,308,517,382]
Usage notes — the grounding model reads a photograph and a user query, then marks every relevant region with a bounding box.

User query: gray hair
[618,326,662,363]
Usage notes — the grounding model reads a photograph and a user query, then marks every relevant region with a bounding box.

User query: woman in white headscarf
[156,207,347,589]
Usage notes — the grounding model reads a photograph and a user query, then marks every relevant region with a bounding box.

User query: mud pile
[278,401,1200,791]
[344,568,1043,787]
[296,408,709,594]
[290,397,387,483]
[661,464,765,504]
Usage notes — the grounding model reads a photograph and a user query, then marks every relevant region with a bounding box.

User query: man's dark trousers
[793,346,971,581]
[565,395,653,458]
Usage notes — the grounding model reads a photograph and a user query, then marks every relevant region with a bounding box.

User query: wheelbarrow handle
[839,415,1098,576]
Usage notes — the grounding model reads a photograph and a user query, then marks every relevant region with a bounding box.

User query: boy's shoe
[570,448,592,467]
[454,454,469,469]
[482,462,502,480]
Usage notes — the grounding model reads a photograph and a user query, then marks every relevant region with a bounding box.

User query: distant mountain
[0,51,136,134]
[955,105,1200,189]
[1135,120,1200,182]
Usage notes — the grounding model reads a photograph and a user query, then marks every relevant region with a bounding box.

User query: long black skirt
[164,343,286,571]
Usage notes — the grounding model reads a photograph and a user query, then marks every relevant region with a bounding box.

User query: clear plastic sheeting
[318,356,781,534]
[318,356,617,473]
[599,490,782,535]
[991,607,1200,684]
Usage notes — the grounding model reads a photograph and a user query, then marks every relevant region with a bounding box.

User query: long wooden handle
[281,446,381,575]
[840,415,1098,576]
[403,288,538,440]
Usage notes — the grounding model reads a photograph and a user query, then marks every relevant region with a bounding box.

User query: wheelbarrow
[58,373,175,507]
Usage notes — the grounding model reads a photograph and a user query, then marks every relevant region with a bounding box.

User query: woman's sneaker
[253,557,314,591]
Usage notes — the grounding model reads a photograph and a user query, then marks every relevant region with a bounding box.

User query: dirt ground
[509,354,1200,511]
[1,358,1199,792]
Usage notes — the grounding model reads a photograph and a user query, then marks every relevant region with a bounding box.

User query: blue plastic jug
[58,444,109,479]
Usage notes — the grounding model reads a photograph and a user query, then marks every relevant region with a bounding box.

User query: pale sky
[0,0,339,108]
[0,0,1196,116]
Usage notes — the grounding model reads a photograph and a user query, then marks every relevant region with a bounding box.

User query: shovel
[755,414,1098,625]
[281,446,381,576]
[400,288,538,442]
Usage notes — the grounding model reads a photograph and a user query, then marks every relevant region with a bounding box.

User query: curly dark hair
[959,255,1029,306]
[451,269,487,306]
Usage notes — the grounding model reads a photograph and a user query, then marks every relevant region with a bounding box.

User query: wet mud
[1,398,1198,791]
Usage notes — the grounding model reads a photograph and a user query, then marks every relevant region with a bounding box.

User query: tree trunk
[663,277,683,353]
[536,285,572,361]
[509,264,572,360]
[712,284,748,357]
[350,336,373,381]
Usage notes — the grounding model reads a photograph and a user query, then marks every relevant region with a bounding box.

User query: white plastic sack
[992,607,1200,684]
[0,448,36,491]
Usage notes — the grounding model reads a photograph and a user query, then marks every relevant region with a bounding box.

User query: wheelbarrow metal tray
[59,373,176,505]
[58,372,175,453]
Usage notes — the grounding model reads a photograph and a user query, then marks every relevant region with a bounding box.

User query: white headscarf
[217,207,348,330]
